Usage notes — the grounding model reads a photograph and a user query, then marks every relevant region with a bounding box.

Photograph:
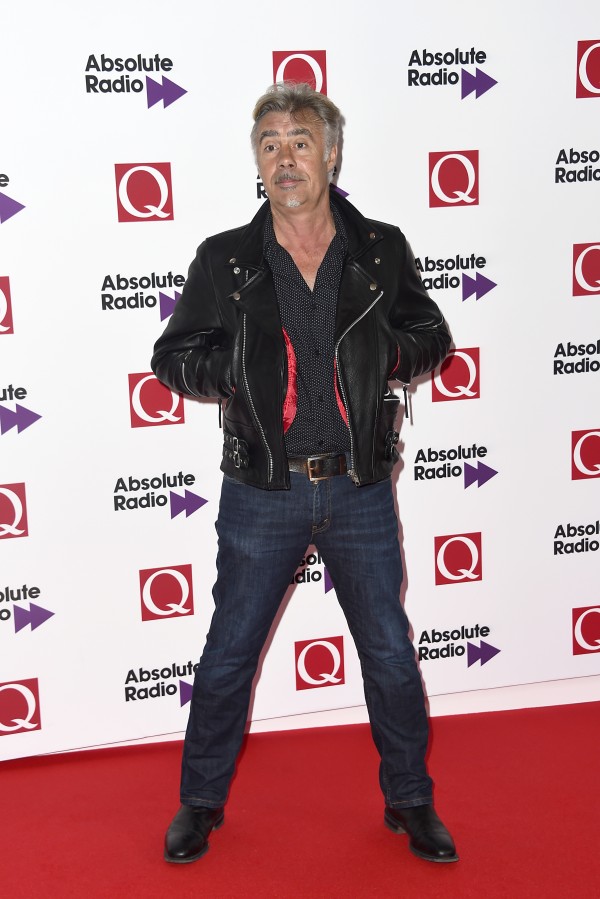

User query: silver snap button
[233,266,240,274]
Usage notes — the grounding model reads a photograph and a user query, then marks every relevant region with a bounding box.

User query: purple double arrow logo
[14,602,55,633]
[467,640,501,667]
[159,290,181,321]
[464,461,498,489]
[461,69,497,99]
[462,272,497,301]
[170,490,207,519]
[0,192,25,224]
[0,404,42,435]
[146,76,187,109]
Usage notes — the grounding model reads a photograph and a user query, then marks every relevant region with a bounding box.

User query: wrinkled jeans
[180,471,433,809]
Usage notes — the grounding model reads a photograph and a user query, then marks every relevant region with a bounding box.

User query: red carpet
[4,702,600,898]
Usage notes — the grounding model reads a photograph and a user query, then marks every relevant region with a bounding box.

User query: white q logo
[573,431,600,477]
[275,53,324,92]
[579,42,600,94]
[142,568,192,617]
[131,375,182,423]
[0,283,9,332]
[434,350,478,398]
[574,608,600,651]
[431,153,477,204]
[118,165,171,219]
[0,486,26,537]
[574,245,600,292]
[0,683,38,732]
[437,536,481,581]
[297,640,343,685]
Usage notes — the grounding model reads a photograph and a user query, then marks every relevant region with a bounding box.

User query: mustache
[274,172,304,184]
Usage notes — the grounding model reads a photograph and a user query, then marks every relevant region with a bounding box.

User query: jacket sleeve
[150,240,233,399]
[389,234,452,383]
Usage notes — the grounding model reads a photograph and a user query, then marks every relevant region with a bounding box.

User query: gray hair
[251,82,341,163]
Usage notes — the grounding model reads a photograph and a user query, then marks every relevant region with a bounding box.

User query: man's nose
[278,145,295,166]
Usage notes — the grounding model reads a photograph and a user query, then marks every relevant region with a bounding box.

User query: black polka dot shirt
[264,205,351,458]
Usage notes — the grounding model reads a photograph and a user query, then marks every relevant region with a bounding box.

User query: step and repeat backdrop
[1,0,599,759]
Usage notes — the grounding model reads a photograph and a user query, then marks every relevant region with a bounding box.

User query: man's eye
[296,142,306,149]
[263,144,276,152]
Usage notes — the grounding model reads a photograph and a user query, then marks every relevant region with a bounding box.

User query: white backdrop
[1,0,599,760]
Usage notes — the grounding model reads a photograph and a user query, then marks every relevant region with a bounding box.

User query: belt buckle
[231,436,241,469]
[307,456,327,482]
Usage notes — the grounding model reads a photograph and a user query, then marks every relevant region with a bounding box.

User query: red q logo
[0,679,41,736]
[272,51,327,94]
[139,564,194,621]
[434,533,483,585]
[573,243,600,296]
[572,606,600,654]
[571,429,600,480]
[576,41,600,98]
[0,483,28,540]
[115,163,174,223]
[429,151,479,207]
[432,348,480,402]
[0,277,14,334]
[295,636,345,690]
[128,373,184,428]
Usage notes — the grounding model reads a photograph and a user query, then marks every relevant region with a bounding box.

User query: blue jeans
[180,472,433,809]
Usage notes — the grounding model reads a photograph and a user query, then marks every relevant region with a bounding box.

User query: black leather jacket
[151,189,451,489]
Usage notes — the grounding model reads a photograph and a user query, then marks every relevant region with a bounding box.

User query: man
[151,82,457,864]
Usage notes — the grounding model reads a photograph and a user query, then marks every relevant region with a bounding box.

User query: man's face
[256,111,337,213]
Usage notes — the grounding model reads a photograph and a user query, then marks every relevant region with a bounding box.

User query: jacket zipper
[241,313,274,483]
[180,349,201,397]
[334,288,384,484]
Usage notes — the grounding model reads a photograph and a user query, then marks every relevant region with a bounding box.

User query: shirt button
[233,266,241,275]
[314,349,320,357]
[311,302,317,311]
[370,283,377,291]
[232,292,241,301]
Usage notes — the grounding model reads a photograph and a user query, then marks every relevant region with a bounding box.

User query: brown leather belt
[288,453,347,482]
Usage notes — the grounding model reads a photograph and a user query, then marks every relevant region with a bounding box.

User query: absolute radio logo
[571,429,600,479]
[0,174,26,225]
[295,636,344,690]
[417,623,500,665]
[554,519,599,556]
[0,583,54,632]
[84,54,187,107]
[0,277,14,333]
[290,550,335,592]
[128,373,184,428]
[576,41,600,98]
[272,51,327,93]
[572,606,600,654]
[432,349,480,402]
[434,533,483,585]
[0,679,42,735]
[407,47,497,98]
[555,148,600,183]
[124,660,198,702]
[553,339,600,375]
[0,384,42,436]
[429,151,479,207]
[139,565,194,621]
[100,272,183,318]
[0,483,28,539]
[113,470,206,516]
[573,243,600,296]
[115,164,174,223]
[414,251,496,299]
[413,442,497,487]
